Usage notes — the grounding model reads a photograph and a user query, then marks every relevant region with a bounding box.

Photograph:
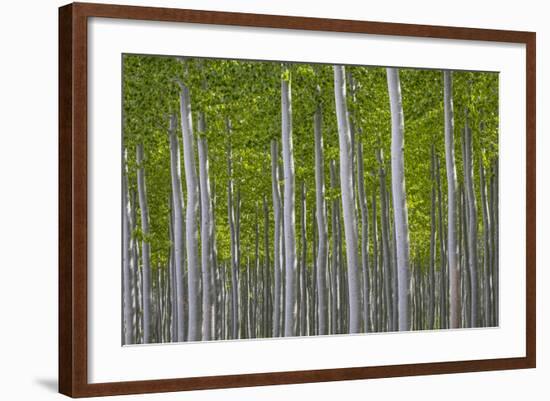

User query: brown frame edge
[58,2,536,397]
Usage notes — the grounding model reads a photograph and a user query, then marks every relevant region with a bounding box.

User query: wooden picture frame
[59,2,536,397]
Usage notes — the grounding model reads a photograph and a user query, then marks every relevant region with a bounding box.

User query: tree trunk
[197,127,213,341]
[168,114,186,342]
[211,183,219,338]
[235,189,243,337]
[130,191,141,341]
[313,103,329,335]
[479,153,492,327]
[333,65,361,334]
[377,149,393,331]
[300,182,308,336]
[281,71,297,337]
[263,195,271,337]
[460,185,470,327]
[462,115,478,327]
[390,193,399,331]
[428,146,436,330]
[179,83,201,341]
[387,67,411,332]
[122,149,134,344]
[357,142,370,333]
[226,119,239,340]
[372,188,379,332]
[271,140,282,337]
[168,206,177,341]
[136,143,152,343]
[491,160,499,325]
[329,160,339,334]
[311,205,318,335]
[435,155,447,329]
[221,263,227,340]
[443,70,460,329]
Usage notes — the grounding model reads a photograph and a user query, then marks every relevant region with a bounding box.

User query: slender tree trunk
[168,114,186,342]
[241,238,249,339]
[221,263,227,340]
[428,146,437,330]
[390,195,399,331]
[226,119,239,339]
[311,205,318,335]
[156,264,164,342]
[443,70,460,329]
[211,183,219,338]
[281,71,297,337]
[198,127,213,340]
[122,149,134,344]
[300,182,308,336]
[334,178,344,333]
[371,189,379,332]
[131,192,141,342]
[179,83,201,341]
[462,115,478,327]
[313,103,328,335]
[235,189,243,337]
[460,185,471,327]
[152,266,159,342]
[377,149,393,331]
[270,140,282,337]
[479,153,492,327]
[333,65,361,334]
[457,183,464,327]
[136,143,151,343]
[387,67,410,332]
[168,206,177,342]
[435,156,447,328]
[357,142,370,333]
[491,160,499,325]
[330,161,339,334]
[263,195,271,337]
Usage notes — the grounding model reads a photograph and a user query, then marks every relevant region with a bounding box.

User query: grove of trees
[122,55,499,344]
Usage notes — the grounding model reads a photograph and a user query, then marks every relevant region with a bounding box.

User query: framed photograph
[59,2,536,397]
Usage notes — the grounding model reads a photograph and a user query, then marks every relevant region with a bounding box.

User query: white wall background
[0,0,546,399]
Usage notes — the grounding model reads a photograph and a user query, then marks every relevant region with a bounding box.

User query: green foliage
[123,55,498,270]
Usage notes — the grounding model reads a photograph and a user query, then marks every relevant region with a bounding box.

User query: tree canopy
[123,55,498,270]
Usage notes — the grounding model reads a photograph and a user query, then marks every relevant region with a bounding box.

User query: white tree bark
[167,114,186,342]
[443,70,460,329]
[329,161,340,334]
[130,193,141,341]
[299,182,308,336]
[136,143,152,343]
[179,83,201,341]
[435,156,447,328]
[281,72,297,337]
[462,116,478,327]
[168,207,177,342]
[491,160,499,325]
[263,196,272,337]
[377,149,393,331]
[226,118,239,339]
[122,149,134,344]
[271,140,282,337]
[197,118,213,340]
[333,65,361,334]
[428,146,437,330]
[386,67,411,332]
[371,189,379,332]
[479,152,492,326]
[313,103,328,335]
[357,141,370,333]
